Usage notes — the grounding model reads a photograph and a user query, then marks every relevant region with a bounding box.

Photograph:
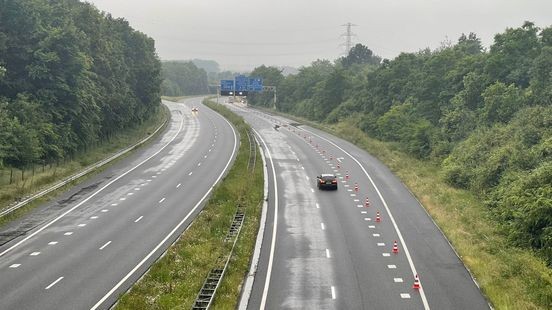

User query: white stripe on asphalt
[304,127,430,309]
[91,110,238,310]
[45,277,63,290]
[99,241,112,250]
[331,286,336,300]
[134,216,143,223]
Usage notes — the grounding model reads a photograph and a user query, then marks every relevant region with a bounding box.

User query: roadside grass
[252,107,551,309]
[0,106,169,228]
[115,99,263,309]
[331,121,552,310]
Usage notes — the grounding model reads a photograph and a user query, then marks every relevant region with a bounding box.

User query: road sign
[235,75,248,92]
[220,80,234,91]
[248,77,263,92]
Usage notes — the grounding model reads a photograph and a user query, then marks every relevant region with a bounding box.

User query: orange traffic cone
[392,241,399,254]
[376,211,381,222]
[365,197,370,207]
[413,274,420,289]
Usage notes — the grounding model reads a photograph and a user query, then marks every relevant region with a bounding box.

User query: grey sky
[85,0,552,71]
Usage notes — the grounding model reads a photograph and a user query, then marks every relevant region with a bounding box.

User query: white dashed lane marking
[90,216,98,219]
[127,193,133,196]
[159,198,166,203]
[45,277,63,290]
[64,232,73,236]
[321,223,326,230]
[48,241,58,245]
[78,224,86,227]
[176,183,181,188]
[119,198,126,201]
[394,278,404,283]
[198,163,202,166]
[401,293,411,299]
[331,286,336,300]
[326,249,331,258]
[388,265,397,269]
[99,241,112,250]
[315,203,320,209]
[30,252,40,256]
[134,216,143,223]
[9,264,21,268]
[101,209,108,213]
[382,253,391,257]
[372,233,380,237]
[311,188,315,193]
[189,172,193,176]
[111,203,118,206]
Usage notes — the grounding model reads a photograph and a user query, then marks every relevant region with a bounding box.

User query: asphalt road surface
[0,98,238,310]
[225,101,490,310]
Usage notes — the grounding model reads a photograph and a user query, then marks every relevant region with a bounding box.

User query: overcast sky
[85,0,552,71]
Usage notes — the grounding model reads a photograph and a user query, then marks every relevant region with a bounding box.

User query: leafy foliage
[247,24,552,265]
[0,0,161,170]
[161,61,209,96]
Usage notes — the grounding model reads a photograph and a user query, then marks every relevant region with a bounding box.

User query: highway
[225,101,490,310]
[0,98,238,309]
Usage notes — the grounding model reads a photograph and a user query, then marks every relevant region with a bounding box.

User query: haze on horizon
[85,0,552,71]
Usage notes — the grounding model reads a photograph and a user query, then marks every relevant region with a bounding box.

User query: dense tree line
[161,61,209,96]
[0,0,161,177]
[248,22,552,264]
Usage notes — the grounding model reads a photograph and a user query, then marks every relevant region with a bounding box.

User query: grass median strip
[115,99,263,309]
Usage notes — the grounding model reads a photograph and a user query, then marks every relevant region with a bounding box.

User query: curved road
[225,102,490,310]
[0,98,238,310]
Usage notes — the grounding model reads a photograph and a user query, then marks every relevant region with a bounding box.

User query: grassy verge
[252,107,552,309]
[115,99,263,309]
[0,105,169,228]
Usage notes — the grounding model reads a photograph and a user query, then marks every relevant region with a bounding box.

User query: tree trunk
[10,168,13,184]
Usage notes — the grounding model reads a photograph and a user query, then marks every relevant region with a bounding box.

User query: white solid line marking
[99,241,112,250]
[394,278,404,283]
[331,286,336,300]
[134,216,143,223]
[92,113,239,310]
[326,249,331,258]
[45,277,63,290]
[321,223,325,230]
[189,172,193,176]
[382,253,391,257]
[78,224,86,227]
[378,242,385,246]
[90,216,98,219]
[316,203,320,209]
[101,209,108,213]
[30,252,40,256]
[303,128,430,309]
[64,232,73,236]
[48,241,58,245]
[9,264,21,268]
[176,183,181,188]
[159,198,166,203]
[388,264,397,269]
[401,293,411,299]
[372,233,380,237]
[0,111,186,259]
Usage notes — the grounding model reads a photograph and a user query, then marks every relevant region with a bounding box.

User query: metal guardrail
[192,209,245,310]
[0,120,167,218]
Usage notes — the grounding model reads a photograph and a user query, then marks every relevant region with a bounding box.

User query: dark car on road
[316,174,338,190]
